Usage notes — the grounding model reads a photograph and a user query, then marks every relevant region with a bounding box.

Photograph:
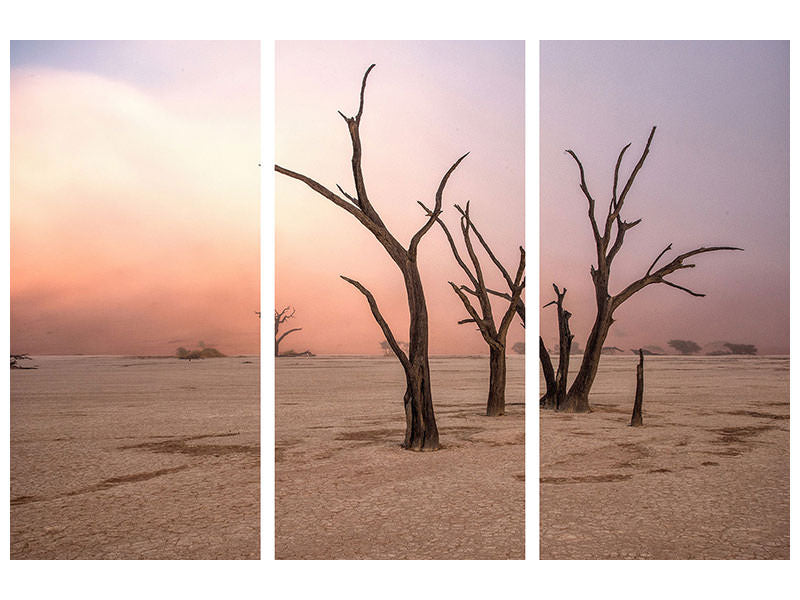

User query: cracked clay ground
[540,355,789,559]
[10,356,259,560]
[276,355,525,560]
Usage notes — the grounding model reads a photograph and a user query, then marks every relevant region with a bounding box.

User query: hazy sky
[540,41,789,355]
[275,41,525,355]
[11,41,260,355]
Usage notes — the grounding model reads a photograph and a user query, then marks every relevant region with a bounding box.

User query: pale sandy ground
[275,355,525,559]
[10,356,259,559]
[540,355,789,559]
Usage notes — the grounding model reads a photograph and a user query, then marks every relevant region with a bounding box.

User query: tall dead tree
[421,201,525,416]
[275,306,301,357]
[539,285,572,409]
[562,126,741,412]
[276,64,468,450]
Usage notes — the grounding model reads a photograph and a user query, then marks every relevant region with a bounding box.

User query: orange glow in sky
[11,41,260,355]
[275,41,525,355]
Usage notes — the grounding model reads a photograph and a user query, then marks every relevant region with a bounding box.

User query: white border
[2,1,797,599]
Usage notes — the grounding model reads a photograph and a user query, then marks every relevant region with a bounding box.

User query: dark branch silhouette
[421,200,525,416]
[275,306,306,357]
[539,285,572,409]
[558,126,741,412]
[630,349,645,426]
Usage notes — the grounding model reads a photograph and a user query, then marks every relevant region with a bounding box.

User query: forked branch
[418,200,478,289]
[613,245,743,309]
[408,153,469,259]
[454,203,516,292]
[567,126,656,270]
[275,306,295,325]
[449,281,497,347]
[278,64,467,268]
[275,165,383,237]
[338,64,380,222]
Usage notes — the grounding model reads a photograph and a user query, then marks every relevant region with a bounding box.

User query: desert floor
[275,355,525,559]
[10,356,260,559]
[540,355,789,559]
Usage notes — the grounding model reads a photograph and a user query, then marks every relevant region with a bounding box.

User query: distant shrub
[667,339,701,355]
[176,346,225,359]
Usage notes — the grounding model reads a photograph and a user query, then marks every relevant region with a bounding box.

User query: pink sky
[540,41,789,355]
[275,41,525,355]
[10,41,260,355]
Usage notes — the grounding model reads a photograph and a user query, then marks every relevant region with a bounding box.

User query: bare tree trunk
[553,287,572,411]
[630,349,644,426]
[539,337,557,408]
[541,285,573,410]
[487,345,507,416]
[402,262,439,450]
[564,304,611,412]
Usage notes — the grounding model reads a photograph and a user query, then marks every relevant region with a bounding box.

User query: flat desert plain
[540,355,789,559]
[10,355,260,559]
[275,355,525,559]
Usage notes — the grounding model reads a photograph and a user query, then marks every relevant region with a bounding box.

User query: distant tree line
[667,339,702,355]
[667,339,757,355]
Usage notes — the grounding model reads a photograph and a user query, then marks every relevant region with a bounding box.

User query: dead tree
[420,201,524,416]
[276,64,468,450]
[539,285,572,409]
[562,126,741,412]
[275,306,301,357]
[630,349,644,426]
